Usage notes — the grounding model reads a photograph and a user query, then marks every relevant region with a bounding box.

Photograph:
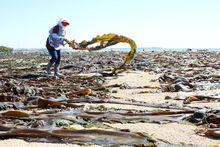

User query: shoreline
[10,48,220,54]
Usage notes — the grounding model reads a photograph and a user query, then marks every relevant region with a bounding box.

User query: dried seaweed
[0,51,220,145]
[0,127,155,145]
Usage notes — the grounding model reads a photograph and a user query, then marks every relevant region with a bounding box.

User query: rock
[187,111,206,123]
[164,96,172,100]
[112,90,118,93]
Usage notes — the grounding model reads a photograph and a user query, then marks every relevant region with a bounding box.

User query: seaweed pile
[0,50,220,145]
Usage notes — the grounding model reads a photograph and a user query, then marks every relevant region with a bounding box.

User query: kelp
[186,110,220,139]
[0,127,155,145]
[37,98,83,108]
[0,108,193,144]
[64,33,137,75]
[204,129,220,139]
[183,95,220,104]
[66,96,193,110]
[1,51,220,144]
[0,109,193,125]
[74,110,193,123]
[0,110,29,118]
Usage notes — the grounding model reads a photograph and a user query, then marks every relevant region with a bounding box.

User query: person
[45,18,70,79]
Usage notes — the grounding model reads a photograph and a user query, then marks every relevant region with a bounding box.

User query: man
[46,18,70,79]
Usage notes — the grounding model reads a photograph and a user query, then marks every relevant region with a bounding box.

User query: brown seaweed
[0,127,155,145]
[0,51,220,145]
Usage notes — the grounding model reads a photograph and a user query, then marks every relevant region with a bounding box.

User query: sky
[0,0,220,48]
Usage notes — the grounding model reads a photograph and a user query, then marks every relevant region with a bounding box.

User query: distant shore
[11,47,220,54]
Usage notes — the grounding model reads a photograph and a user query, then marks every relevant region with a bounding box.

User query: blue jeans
[48,49,61,65]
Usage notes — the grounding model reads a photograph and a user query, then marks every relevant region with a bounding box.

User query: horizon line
[14,47,220,49]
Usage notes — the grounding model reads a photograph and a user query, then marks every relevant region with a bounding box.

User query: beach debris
[0,110,30,118]
[0,51,220,144]
[37,98,83,108]
[203,128,220,139]
[185,109,220,139]
[183,95,220,104]
[76,88,92,96]
[0,127,156,145]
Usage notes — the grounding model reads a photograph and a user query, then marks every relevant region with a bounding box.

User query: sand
[104,70,220,146]
[0,139,79,147]
[1,70,220,146]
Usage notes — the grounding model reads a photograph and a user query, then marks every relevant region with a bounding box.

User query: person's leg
[54,50,61,78]
[46,49,58,76]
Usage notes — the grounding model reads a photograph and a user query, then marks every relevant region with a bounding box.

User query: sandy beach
[106,70,220,145]
[2,0,220,146]
[0,51,220,146]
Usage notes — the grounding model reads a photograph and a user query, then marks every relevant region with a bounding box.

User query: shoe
[54,75,59,80]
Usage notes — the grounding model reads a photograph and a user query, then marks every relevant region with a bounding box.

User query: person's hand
[59,37,65,42]
[59,37,66,46]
